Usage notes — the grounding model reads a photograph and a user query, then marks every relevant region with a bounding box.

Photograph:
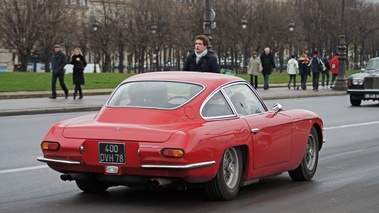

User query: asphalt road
[1,95,379,213]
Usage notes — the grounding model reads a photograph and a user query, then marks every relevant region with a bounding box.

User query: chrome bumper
[37,156,81,165]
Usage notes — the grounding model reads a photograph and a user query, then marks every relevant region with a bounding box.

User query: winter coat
[260,52,276,75]
[183,52,220,73]
[308,56,324,73]
[51,51,67,74]
[247,56,263,76]
[71,54,87,85]
[298,57,309,76]
[330,55,339,75]
[322,57,331,71]
[286,58,299,75]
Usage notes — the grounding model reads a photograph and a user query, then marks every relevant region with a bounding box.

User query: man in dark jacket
[308,50,324,91]
[183,35,219,73]
[50,44,68,99]
[260,47,276,90]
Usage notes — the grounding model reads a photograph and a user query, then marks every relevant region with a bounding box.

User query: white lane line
[0,165,48,174]
[324,121,379,130]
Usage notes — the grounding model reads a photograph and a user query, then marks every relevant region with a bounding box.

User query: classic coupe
[348,57,379,106]
[37,71,324,201]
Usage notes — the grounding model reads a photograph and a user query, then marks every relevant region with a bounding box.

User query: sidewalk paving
[0,86,347,117]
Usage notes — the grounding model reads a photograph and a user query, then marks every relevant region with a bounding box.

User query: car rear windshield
[107,81,204,109]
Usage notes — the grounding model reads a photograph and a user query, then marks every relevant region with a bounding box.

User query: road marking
[0,165,48,174]
[325,121,379,130]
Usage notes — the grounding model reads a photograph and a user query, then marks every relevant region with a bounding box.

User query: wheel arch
[312,123,323,151]
[236,145,248,180]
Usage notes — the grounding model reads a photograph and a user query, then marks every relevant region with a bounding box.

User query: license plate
[98,142,126,164]
[365,94,379,98]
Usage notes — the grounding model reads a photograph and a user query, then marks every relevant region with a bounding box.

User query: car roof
[123,71,244,86]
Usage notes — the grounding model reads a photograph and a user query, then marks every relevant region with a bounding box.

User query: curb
[0,106,102,117]
[0,89,114,99]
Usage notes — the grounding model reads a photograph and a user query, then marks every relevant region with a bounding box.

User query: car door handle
[251,128,259,134]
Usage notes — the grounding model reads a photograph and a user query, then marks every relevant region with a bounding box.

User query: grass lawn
[0,70,360,92]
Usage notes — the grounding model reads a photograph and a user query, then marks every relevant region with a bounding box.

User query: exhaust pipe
[150,178,172,187]
[60,173,86,181]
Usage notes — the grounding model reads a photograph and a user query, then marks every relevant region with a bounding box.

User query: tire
[205,147,243,201]
[350,94,362,106]
[289,127,319,181]
[75,175,109,193]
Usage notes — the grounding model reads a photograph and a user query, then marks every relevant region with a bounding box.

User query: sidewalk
[0,86,347,116]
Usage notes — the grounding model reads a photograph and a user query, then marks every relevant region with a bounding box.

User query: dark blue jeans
[51,72,68,97]
[263,74,270,89]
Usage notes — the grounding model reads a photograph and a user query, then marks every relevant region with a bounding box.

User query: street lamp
[151,24,158,71]
[204,0,215,53]
[333,0,347,90]
[288,20,295,56]
[92,19,99,73]
[241,16,248,73]
[241,16,248,29]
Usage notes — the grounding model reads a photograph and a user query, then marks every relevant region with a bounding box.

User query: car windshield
[365,59,379,72]
[107,81,203,109]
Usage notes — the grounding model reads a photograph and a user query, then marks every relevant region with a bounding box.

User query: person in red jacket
[330,53,339,89]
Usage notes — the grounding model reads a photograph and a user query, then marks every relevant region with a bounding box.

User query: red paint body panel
[38,72,324,186]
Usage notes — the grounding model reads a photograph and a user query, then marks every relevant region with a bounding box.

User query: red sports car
[37,71,324,200]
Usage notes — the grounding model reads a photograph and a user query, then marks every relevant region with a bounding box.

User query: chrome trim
[251,128,259,134]
[37,156,81,165]
[141,161,215,169]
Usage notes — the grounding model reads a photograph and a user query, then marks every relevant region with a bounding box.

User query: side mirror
[361,68,365,73]
[273,103,282,114]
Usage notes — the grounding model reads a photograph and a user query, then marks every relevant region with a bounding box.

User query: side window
[224,84,266,116]
[202,91,234,117]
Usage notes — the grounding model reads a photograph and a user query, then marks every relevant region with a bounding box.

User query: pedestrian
[330,53,339,89]
[260,47,276,90]
[247,51,262,89]
[298,53,310,90]
[287,54,299,90]
[70,48,87,100]
[308,50,324,91]
[49,44,68,99]
[321,53,331,89]
[183,35,219,73]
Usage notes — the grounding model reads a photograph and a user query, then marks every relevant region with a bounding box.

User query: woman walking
[247,51,263,89]
[70,48,87,99]
[287,54,299,90]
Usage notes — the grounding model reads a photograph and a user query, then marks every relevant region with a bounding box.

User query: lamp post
[204,0,215,53]
[151,24,158,71]
[288,20,295,57]
[241,16,247,29]
[333,0,347,90]
[241,16,248,73]
[92,20,99,73]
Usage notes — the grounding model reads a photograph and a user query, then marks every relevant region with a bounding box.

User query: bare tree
[37,0,74,72]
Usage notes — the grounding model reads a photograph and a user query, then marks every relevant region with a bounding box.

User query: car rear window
[107,81,203,109]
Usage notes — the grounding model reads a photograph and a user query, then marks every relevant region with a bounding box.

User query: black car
[347,57,379,106]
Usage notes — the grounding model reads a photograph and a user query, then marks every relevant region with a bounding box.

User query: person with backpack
[183,35,220,73]
[330,53,339,89]
[308,50,324,91]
